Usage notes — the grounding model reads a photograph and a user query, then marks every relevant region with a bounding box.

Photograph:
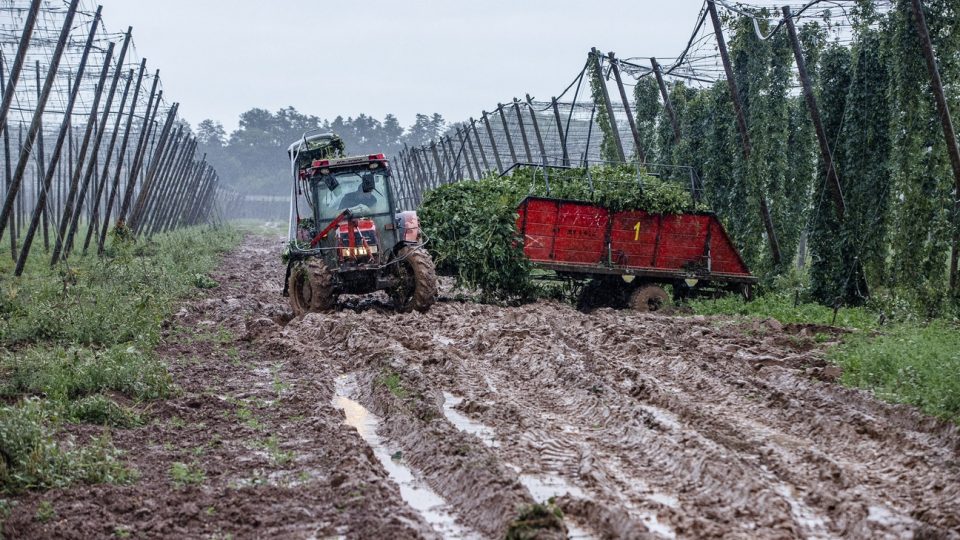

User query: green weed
[169,462,205,487]
[67,395,141,428]
[380,372,408,398]
[261,437,293,466]
[506,501,566,539]
[0,400,135,493]
[829,321,960,423]
[687,292,879,330]
[193,274,219,289]
[0,226,239,494]
[34,500,55,523]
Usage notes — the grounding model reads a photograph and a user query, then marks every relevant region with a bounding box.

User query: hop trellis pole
[0,0,227,274]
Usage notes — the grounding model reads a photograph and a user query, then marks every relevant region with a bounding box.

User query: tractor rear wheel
[629,284,670,313]
[390,247,437,313]
[288,258,336,316]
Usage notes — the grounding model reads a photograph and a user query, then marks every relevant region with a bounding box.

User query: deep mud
[7,234,959,539]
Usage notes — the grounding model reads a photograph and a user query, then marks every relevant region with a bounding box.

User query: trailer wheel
[629,284,671,313]
[288,258,336,316]
[390,247,437,313]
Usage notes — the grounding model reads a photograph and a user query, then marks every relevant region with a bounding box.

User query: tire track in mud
[231,235,959,539]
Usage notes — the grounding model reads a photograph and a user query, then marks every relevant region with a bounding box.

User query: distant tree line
[193,108,446,195]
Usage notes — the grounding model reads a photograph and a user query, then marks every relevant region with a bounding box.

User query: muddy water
[442,392,596,538]
[191,235,960,539]
[333,375,478,539]
[442,391,673,539]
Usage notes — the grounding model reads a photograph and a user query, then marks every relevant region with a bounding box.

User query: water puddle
[440,392,596,539]
[515,473,595,539]
[647,492,679,509]
[442,392,499,447]
[333,375,477,539]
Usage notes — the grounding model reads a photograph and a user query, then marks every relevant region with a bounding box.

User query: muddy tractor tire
[390,246,437,313]
[288,258,336,316]
[629,284,671,313]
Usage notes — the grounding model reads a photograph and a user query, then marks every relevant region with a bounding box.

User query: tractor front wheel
[288,258,336,316]
[629,284,670,313]
[390,247,437,313]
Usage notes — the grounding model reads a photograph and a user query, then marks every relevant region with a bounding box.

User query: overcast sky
[94,1,707,132]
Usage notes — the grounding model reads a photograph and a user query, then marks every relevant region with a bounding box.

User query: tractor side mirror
[361,172,375,193]
[323,174,339,191]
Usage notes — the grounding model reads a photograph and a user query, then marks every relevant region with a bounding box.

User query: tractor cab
[296,153,400,267]
[283,132,436,315]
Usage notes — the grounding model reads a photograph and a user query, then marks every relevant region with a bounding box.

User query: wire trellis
[0,0,233,275]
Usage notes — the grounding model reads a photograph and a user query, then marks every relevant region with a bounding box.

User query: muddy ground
[6,234,959,539]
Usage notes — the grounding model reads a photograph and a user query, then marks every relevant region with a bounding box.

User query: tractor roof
[287,132,342,157]
[308,153,388,171]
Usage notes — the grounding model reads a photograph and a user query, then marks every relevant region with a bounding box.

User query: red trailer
[516,196,756,311]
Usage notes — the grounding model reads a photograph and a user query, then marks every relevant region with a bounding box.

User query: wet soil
[7,234,960,539]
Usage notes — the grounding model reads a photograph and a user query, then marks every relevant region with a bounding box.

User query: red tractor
[282,133,437,315]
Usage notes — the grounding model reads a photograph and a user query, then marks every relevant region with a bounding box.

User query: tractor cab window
[313,170,390,219]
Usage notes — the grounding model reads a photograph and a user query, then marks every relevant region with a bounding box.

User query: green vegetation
[629,3,960,312]
[0,226,240,494]
[34,501,55,523]
[379,371,409,399]
[689,288,960,423]
[688,292,879,330]
[831,322,960,423]
[420,165,703,300]
[169,462,206,487]
[506,502,566,539]
[260,437,294,466]
[0,400,136,492]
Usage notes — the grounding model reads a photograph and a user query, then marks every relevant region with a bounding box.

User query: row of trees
[193,109,447,195]
[596,0,958,314]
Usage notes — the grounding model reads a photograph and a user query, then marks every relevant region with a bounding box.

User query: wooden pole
[469,118,490,172]
[463,126,483,180]
[0,0,42,140]
[443,136,459,182]
[152,141,196,235]
[82,67,135,253]
[651,57,681,143]
[512,98,533,163]
[153,139,197,235]
[525,94,547,164]
[497,103,519,165]
[140,128,185,235]
[590,48,625,162]
[608,52,644,162]
[129,102,178,233]
[35,61,48,252]
[61,28,132,258]
[456,127,476,180]
[118,71,162,223]
[481,112,504,173]
[1,52,16,258]
[551,98,570,166]
[783,6,846,220]
[909,0,960,292]
[0,0,79,245]
[707,0,782,266]
[97,59,147,253]
[15,4,99,274]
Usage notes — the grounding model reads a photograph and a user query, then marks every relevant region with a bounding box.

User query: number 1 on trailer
[634,221,642,241]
